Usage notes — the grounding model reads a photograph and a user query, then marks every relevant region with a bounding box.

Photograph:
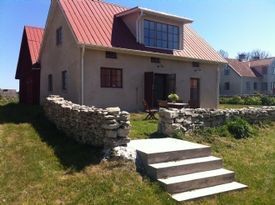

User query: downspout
[81,45,85,105]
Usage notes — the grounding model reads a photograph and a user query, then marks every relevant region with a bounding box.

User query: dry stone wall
[43,95,130,148]
[158,107,275,137]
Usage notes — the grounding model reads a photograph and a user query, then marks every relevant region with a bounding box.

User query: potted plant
[168,93,179,103]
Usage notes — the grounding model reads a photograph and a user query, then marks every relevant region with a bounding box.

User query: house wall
[266,61,275,95]
[40,1,81,104]
[220,65,242,96]
[83,49,219,111]
[241,77,260,95]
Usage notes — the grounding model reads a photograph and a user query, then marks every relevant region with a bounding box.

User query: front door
[190,78,200,108]
[153,74,167,107]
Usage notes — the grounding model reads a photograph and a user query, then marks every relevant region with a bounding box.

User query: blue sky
[1,0,275,90]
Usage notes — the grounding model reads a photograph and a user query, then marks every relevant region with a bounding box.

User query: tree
[249,49,270,60]
[218,49,229,58]
[237,49,271,61]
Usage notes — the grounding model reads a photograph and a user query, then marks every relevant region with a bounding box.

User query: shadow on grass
[148,131,167,139]
[0,102,103,171]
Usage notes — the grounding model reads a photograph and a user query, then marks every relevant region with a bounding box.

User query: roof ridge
[90,0,128,10]
[24,25,44,30]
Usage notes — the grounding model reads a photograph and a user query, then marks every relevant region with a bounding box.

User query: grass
[0,99,275,204]
[218,104,262,109]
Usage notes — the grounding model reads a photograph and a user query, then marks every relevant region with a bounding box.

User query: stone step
[158,168,235,193]
[128,138,211,164]
[172,182,248,202]
[148,156,223,179]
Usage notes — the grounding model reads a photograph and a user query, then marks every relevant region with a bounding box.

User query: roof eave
[116,7,193,24]
[79,43,226,65]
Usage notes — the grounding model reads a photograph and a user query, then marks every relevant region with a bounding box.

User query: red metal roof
[248,58,275,67]
[25,26,44,64]
[58,0,226,63]
[226,58,257,78]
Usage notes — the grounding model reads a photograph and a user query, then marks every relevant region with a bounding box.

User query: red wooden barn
[15,26,44,104]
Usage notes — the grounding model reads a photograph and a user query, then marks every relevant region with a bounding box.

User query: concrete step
[128,138,211,164]
[148,156,223,179]
[158,168,235,193]
[172,182,247,202]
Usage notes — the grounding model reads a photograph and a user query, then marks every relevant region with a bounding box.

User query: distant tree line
[218,49,271,60]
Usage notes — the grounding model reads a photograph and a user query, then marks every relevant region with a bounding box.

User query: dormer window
[144,20,179,50]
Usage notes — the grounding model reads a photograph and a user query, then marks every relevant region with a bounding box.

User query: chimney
[238,53,247,62]
[252,56,260,60]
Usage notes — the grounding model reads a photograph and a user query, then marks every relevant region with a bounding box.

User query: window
[224,82,230,90]
[192,62,200,67]
[262,66,267,75]
[272,82,275,90]
[62,71,67,90]
[261,82,268,91]
[101,68,122,88]
[56,27,62,45]
[48,74,53,92]
[246,81,251,91]
[254,82,258,90]
[151,57,160,63]
[105,51,117,59]
[224,67,230,75]
[144,19,179,50]
[272,67,275,75]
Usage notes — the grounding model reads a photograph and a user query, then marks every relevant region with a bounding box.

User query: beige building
[220,58,275,96]
[38,0,226,111]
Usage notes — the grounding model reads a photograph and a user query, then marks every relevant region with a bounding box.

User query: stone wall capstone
[43,95,131,148]
[158,107,275,136]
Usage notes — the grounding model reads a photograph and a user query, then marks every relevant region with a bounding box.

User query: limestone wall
[43,95,130,148]
[158,107,275,136]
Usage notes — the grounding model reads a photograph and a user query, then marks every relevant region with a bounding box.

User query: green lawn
[0,100,275,204]
[218,104,262,109]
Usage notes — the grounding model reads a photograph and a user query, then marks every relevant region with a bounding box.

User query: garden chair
[143,100,158,120]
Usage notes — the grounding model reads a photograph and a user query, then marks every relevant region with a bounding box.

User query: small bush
[261,96,275,106]
[244,96,262,105]
[227,96,244,105]
[226,117,254,139]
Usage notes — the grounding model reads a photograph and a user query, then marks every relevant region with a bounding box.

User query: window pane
[173,42,179,49]
[149,30,155,38]
[144,28,149,37]
[168,33,173,41]
[157,23,162,31]
[162,41,167,48]
[157,31,162,40]
[149,38,155,47]
[144,37,149,46]
[157,40,162,48]
[144,20,149,29]
[162,24,167,32]
[162,32,167,40]
[168,25,174,33]
[149,21,154,29]
[174,26,179,34]
[168,41,173,49]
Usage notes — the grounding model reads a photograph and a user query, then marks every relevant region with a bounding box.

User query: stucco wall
[83,50,219,111]
[220,65,261,96]
[40,2,81,104]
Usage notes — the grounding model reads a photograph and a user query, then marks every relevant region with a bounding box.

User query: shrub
[261,96,275,106]
[226,117,253,139]
[168,93,179,102]
[227,96,244,105]
[244,96,261,105]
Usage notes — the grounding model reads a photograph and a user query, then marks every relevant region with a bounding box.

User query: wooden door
[190,78,200,108]
[144,72,154,108]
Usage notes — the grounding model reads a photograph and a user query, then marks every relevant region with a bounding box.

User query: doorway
[190,78,200,108]
[144,72,176,108]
